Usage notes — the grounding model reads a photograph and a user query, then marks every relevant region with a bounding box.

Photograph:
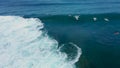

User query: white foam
[0,16,82,68]
[104,18,109,22]
[74,15,80,20]
[93,17,97,21]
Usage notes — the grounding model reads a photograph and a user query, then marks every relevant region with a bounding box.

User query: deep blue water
[0,0,120,15]
[0,0,120,68]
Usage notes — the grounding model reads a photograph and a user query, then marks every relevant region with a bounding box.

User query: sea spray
[0,16,82,68]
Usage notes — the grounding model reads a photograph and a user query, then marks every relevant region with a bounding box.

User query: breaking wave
[0,16,82,68]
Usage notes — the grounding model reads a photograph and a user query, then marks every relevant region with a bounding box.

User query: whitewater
[0,16,82,68]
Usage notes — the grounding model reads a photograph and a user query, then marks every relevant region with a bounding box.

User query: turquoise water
[0,0,120,68]
[39,14,120,68]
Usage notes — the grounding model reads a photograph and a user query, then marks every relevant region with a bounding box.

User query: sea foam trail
[0,16,82,68]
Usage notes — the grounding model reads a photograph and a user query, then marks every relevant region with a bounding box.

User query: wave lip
[0,16,82,68]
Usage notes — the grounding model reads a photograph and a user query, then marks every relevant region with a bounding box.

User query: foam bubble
[93,17,97,21]
[0,16,82,68]
[74,15,80,20]
[104,18,109,22]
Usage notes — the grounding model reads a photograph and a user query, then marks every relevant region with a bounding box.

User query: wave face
[0,16,82,68]
[37,14,120,68]
[39,14,120,46]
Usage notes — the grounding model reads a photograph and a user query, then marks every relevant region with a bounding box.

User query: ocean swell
[0,16,82,68]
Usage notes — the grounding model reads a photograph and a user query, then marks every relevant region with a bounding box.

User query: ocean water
[0,0,120,68]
